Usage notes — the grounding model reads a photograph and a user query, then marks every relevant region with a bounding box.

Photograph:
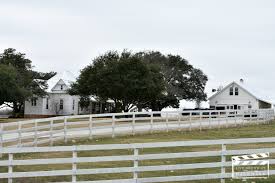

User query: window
[61,85,63,90]
[46,98,49,109]
[216,106,225,110]
[229,87,233,95]
[227,106,230,110]
[31,98,37,106]
[248,105,252,109]
[235,87,239,95]
[238,106,241,110]
[60,99,64,110]
[72,99,75,110]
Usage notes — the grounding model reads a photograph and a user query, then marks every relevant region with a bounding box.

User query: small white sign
[232,153,269,179]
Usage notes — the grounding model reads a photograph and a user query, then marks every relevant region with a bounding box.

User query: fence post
[112,115,115,138]
[64,117,68,143]
[208,112,211,129]
[166,112,169,132]
[264,110,268,123]
[267,110,270,122]
[240,110,245,126]
[17,121,22,147]
[133,148,139,182]
[89,115,93,139]
[34,120,38,147]
[220,112,221,129]
[72,147,77,182]
[189,112,192,131]
[236,111,238,127]
[221,144,226,183]
[8,153,13,183]
[225,111,228,128]
[199,111,202,132]
[0,123,3,157]
[266,110,268,123]
[269,110,273,122]
[132,113,135,135]
[150,113,153,133]
[256,110,260,124]
[266,110,269,123]
[178,111,181,131]
[50,120,54,146]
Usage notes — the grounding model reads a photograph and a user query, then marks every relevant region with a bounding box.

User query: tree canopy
[0,48,56,116]
[70,50,208,112]
[0,64,19,106]
[69,51,165,112]
[136,51,208,110]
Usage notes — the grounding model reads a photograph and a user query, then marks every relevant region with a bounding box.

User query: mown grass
[1,121,275,183]
[0,118,30,123]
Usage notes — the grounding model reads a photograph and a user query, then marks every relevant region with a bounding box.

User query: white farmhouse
[24,71,114,118]
[209,81,272,110]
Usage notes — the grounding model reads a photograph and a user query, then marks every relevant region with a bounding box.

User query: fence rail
[0,109,274,148]
[1,137,275,182]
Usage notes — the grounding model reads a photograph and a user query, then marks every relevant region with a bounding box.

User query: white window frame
[60,99,64,110]
[31,98,37,106]
[235,87,239,96]
[229,87,234,96]
[46,98,49,109]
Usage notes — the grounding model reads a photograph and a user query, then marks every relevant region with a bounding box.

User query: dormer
[46,71,76,93]
[51,79,69,92]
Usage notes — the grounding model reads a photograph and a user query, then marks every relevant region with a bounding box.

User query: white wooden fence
[0,109,274,148]
[1,137,275,183]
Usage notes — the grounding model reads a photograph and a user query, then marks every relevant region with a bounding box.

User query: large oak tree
[70,50,208,112]
[0,48,56,116]
[69,51,165,112]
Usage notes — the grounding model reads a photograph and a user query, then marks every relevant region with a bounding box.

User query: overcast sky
[0,0,274,107]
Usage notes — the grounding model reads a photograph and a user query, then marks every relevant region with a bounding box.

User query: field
[1,120,275,183]
[0,118,30,123]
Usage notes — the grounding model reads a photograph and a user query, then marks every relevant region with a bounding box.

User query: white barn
[24,71,114,118]
[209,81,272,110]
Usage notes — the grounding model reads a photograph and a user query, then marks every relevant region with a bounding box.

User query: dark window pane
[229,87,233,95]
[235,87,239,95]
[60,99,64,110]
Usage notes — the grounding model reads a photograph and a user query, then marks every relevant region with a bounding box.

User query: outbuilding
[209,81,272,110]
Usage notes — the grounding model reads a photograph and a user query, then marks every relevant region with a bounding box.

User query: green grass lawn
[0,118,28,123]
[1,121,275,183]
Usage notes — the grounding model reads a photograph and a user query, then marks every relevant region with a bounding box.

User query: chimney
[240,79,244,84]
[217,85,223,92]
